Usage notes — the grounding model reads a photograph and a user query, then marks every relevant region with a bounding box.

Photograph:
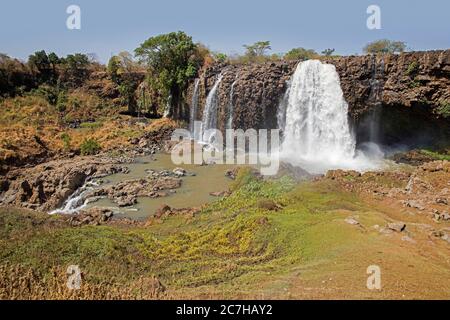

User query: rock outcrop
[186,50,450,147]
[0,156,128,211]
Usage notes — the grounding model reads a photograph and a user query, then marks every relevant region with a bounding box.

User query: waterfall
[49,180,100,214]
[367,56,385,143]
[226,78,238,130]
[189,78,200,138]
[280,60,357,172]
[163,95,172,118]
[201,73,223,143]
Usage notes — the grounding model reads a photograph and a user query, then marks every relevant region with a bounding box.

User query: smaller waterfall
[367,56,385,143]
[190,78,200,138]
[201,73,223,143]
[163,95,172,118]
[277,78,291,135]
[226,78,238,130]
[50,180,100,214]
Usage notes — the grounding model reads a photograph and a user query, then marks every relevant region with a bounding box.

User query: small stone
[172,167,186,177]
[387,222,406,232]
[345,217,360,226]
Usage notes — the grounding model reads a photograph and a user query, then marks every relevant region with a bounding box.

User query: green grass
[420,149,450,161]
[0,170,382,294]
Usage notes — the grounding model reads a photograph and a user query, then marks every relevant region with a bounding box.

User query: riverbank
[1,161,449,299]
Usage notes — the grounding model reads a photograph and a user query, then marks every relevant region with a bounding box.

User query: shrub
[406,61,419,77]
[436,101,450,118]
[363,39,406,54]
[60,132,71,151]
[56,91,68,112]
[284,48,318,61]
[80,138,101,155]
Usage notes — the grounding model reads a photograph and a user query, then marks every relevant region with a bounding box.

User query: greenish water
[86,153,235,220]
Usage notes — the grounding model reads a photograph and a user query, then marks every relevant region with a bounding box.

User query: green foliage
[419,149,450,161]
[80,138,101,155]
[406,61,419,76]
[408,79,421,88]
[435,101,450,118]
[58,53,90,87]
[135,31,200,117]
[213,52,228,63]
[79,122,103,130]
[107,56,121,83]
[363,39,407,54]
[321,48,335,56]
[243,41,271,59]
[284,47,318,60]
[60,132,71,151]
[56,91,68,112]
[33,85,59,105]
[0,54,34,97]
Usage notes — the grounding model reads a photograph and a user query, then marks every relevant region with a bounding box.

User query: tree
[0,54,34,96]
[135,31,199,118]
[284,48,318,61]
[321,48,335,56]
[28,50,53,84]
[213,52,228,63]
[59,53,90,87]
[243,41,271,58]
[363,39,407,54]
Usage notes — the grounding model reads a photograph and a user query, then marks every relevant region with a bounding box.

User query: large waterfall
[279,60,366,173]
[201,73,223,143]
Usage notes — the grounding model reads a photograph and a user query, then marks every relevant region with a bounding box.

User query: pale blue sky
[0,0,449,63]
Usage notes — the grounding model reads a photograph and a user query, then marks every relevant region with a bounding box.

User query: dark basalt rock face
[185,50,450,148]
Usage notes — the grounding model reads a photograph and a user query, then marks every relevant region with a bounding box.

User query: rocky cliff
[186,50,450,147]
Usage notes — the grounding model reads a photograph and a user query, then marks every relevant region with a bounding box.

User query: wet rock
[172,167,186,177]
[225,168,239,180]
[98,175,182,207]
[154,204,172,219]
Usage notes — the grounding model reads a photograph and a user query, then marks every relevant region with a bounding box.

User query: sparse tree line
[0,34,407,118]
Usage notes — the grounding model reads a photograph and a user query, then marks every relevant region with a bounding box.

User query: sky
[0,0,449,63]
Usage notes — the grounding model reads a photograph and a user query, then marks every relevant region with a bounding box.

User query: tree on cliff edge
[363,39,407,54]
[135,31,199,118]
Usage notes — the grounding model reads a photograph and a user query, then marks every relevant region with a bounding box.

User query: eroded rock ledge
[186,50,450,146]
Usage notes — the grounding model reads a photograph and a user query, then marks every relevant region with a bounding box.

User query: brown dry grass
[0,263,167,300]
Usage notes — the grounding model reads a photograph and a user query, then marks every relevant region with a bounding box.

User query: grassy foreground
[1,169,449,299]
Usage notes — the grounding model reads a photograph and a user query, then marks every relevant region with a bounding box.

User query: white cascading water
[280,60,379,173]
[201,73,223,143]
[49,180,100,214]
[226,78,238,130]
[189,78,200,138]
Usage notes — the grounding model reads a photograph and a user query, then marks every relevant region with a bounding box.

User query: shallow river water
[85,153,235,220]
